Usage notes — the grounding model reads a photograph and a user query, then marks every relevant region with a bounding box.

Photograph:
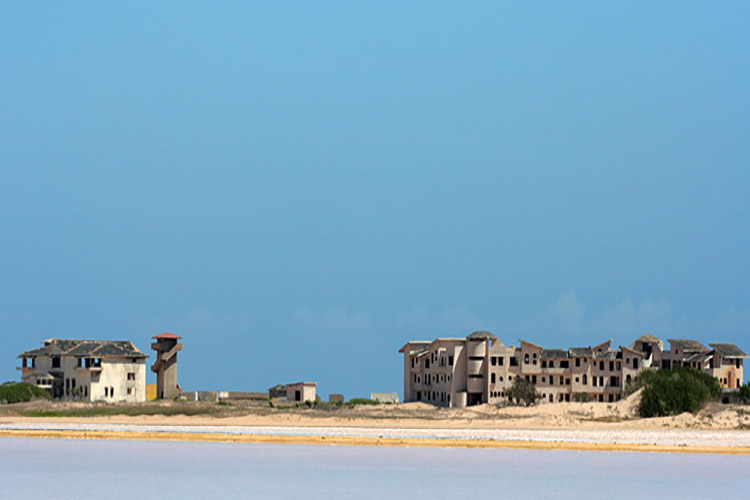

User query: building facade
[399,332,746,408]
[18,339,148,403]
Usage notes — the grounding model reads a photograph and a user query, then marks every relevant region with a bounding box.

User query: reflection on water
[1,438,748,499]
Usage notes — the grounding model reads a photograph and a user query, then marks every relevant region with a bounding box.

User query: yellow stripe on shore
[1,429,749,455]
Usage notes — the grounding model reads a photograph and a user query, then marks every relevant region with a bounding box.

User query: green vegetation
[506,377,540,407]
[572,392,593,403]
[0,382,51,404]
[637,367,722,418]
[737,383,750,405]
[623,369,658,397]
[21,404,219,418]
[347,398,378,406]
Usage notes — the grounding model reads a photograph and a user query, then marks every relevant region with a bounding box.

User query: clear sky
[2,3,749,397]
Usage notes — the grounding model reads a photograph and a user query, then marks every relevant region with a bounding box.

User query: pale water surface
[1,438,748,499]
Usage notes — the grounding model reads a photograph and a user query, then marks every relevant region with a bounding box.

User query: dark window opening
[52,357,61,369]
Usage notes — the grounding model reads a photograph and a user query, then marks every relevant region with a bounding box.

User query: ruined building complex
[399,332,746,408]
[17,339,148,402]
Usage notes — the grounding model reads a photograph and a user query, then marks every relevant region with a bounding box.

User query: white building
[286,382,316,403]
[18,339,148,403]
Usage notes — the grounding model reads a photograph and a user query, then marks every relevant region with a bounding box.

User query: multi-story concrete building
[18,338,148,402]
[399,332,746,408]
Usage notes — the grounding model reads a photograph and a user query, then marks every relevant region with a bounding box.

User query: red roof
[152,332,181,340]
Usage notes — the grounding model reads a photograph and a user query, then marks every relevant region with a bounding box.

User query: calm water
[1,438,748,499]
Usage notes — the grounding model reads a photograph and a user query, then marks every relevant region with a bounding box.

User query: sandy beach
[3,394,750,454]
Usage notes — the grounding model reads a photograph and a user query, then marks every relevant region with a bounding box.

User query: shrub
[0,382,51,404]
[572,392,593,403]
[348,398,378,406]
[737,383,750,405]
[506,377,540,407]
[638,367,722,418]
[623,369,658,397]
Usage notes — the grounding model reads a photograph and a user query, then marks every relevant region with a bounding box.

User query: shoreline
[2,428,750,455]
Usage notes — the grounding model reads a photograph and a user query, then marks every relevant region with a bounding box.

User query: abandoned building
[286,382,316,403]
[151,332,183,400]
[399,331,746,408]
[17,338,148,402]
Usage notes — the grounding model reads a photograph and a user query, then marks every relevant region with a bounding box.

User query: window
[499,357,504,366]
[425,359,430,369]
[491,357,497,366]
[469,356,483,361]
[52,357,60,369]
[616,362,621,370]
[499,376,503,382]
[491,373,496,383]
[549,360,554,368]
[633,358,639,370]
[610,376,619,386]
[599,377,604,387]
[524,353,529,364]
[532,375,537,384]
[559,376,564,385]
[599,361,604,371]
[127,388,133,395]
[110,387,115,398]
[575,377,580,383]
[592,377,597,387]
[549,377,554,386]
[449,356,454,366]
[127,373,135,381]
[583,374,587,385]
[575,358,581,367]
[104,387,109,397]
[560,360,569,369]
[609,361,615,372]
[510,357,518,367]
[77,358,83,368]
[541,360,547,368]
[542,377,546,383]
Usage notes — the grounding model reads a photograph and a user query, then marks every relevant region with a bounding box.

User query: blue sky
[2,3,749,397]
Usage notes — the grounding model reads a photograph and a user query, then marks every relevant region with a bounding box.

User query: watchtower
[151,332,183,400]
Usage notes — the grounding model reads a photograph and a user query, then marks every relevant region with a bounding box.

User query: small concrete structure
[287,382,316,403]
[268,384,287,401]
[151,332,183,400]
[329,393,345,404]
[370,392,400,404]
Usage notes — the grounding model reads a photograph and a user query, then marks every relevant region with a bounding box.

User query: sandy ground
[2,391,750,453]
